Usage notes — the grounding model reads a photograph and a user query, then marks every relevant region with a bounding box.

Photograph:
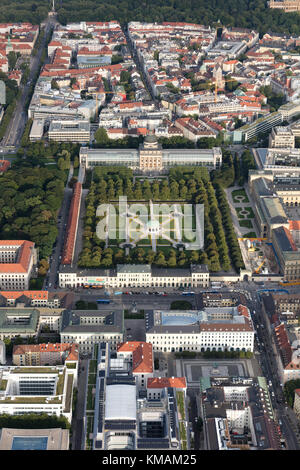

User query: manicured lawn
[242,232,257,238]
[236,207,255,219]
[232,188,249,203]
[176,391,186,420]
[89,360,97,374]
[86,385,94,410]
[239,219,253,229]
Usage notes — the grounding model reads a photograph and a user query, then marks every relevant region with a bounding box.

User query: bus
[97,299,111,304]
[211,282,222,289]
[182,291,195,296]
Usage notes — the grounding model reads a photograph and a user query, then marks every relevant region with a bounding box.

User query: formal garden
[78,164,245,273]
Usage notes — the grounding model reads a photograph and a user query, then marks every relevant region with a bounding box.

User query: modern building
[0,365,75,422]
[0,427,70,450]
[0,340,5,365]
[293,389,300,419]
[60,309,124,353]
[0,240,37,290]
[269,126,295,149]
[29,119,44,141]
[232,112,283,143]
[79,135,222,172]
[145,305,255,353]
[59,264,209,289]
[91,342,188,450]
[48,120,90,143]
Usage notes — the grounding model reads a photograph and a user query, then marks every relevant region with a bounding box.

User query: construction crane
[254,258,266,274]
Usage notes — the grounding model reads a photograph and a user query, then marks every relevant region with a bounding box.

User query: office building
[0,365,75,422]
[91,342,188,450]
[0,240,37,290]
[269,126,295,149]
[60,309,124,353]
[59,264,209,289]
[48,120,90,143]
[145,305,254,353]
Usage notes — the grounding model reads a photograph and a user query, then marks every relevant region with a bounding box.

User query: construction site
[238,238,281,276]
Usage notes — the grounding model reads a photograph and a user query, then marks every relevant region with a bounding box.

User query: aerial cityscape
[2,0,300,455]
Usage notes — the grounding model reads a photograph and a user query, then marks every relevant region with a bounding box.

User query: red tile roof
[117,341,153,373]
[0,159,10,173]
[62,182,82,265]
[13,343,79,361]
[0,240,35,273]
[0,290,48,300]
[147,377,187,389]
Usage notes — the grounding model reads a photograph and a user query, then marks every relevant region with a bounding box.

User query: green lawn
[242,231,257,238]
[232,188,249,203]
[236,207,255,219]
[239,219,253,229]
[86,385,94,410]
[176,391,186,420]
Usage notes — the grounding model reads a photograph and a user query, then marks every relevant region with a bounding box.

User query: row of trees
[94,128,224,150]
[78,166,242,271]
[214,183,245,271]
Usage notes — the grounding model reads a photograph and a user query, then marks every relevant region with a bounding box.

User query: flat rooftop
[0,428,69,450]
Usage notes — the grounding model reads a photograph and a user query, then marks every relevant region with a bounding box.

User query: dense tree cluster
[284,379,300,408]
[13,141,80,168]
[0,166,67,258]
[260,85,286,112]
[52,0,300,37]
[1,1,300,38]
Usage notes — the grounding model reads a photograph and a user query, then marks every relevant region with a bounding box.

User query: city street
[2,16,56,148]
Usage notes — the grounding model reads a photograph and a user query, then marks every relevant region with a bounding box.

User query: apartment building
[13,343,79,368]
